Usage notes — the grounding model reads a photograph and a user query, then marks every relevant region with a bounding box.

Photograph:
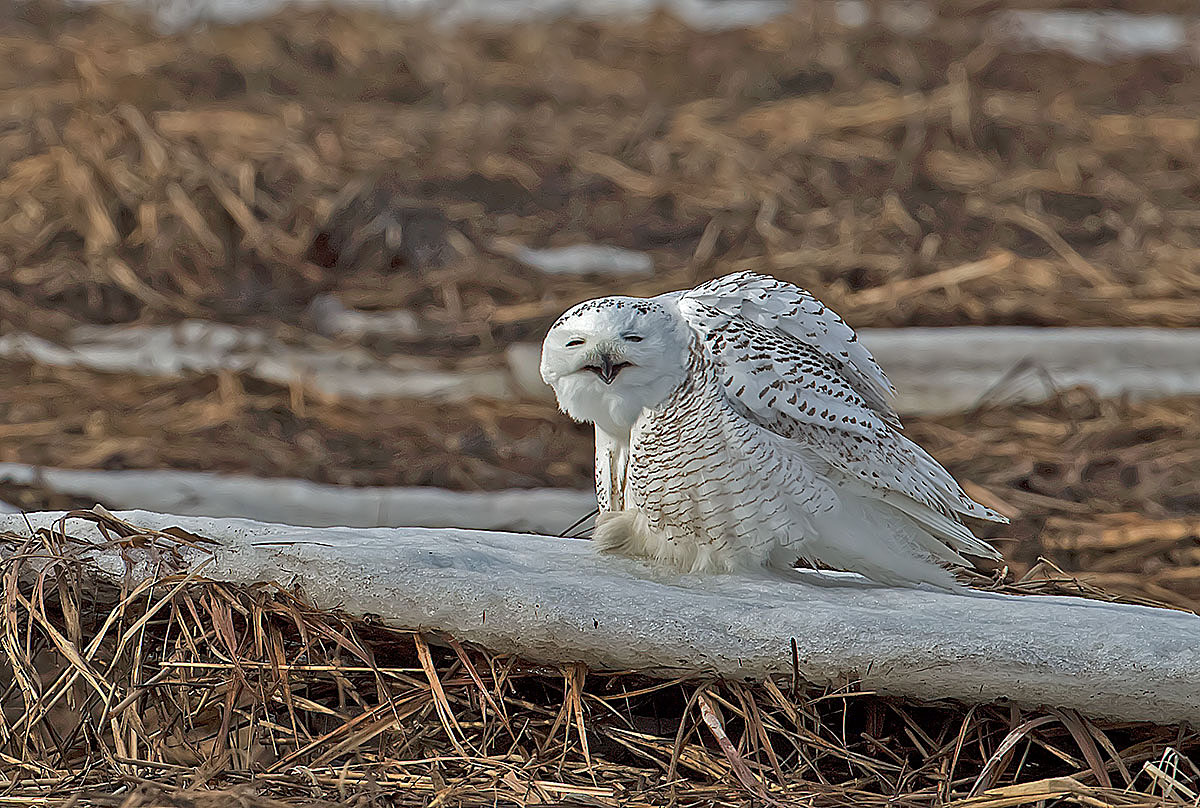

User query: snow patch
[507,327,1200,414]
[860,327,1200,414]
[66,0,1200,66]
[0,321,513,401]
[6,324,1200,413]
[497,243,655,278]
[308,295,424,340]
[0,464,594,533]
[990,10,1193,64]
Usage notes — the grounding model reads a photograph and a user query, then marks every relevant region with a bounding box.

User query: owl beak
[584,352,630,384]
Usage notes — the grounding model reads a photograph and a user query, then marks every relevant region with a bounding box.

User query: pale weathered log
[0,464,594,533]
[4,509,1198,726]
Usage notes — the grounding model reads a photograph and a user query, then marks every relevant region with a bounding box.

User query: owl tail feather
[802,491,973,592]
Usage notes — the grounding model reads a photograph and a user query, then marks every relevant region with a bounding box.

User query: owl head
[540,296,691,438]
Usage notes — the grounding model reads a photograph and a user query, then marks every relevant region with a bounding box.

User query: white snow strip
[76,0,792,33]
[0,464,595,533]
[308,295,424,340]
[0,501,20,514]
[502,244,655,277]
[65,0,1200,65]
[5,324,1200,413]
[5,509,1199,725]
[507,327,1200,414]
[990,10,1193,64]
[0,321,513,402]
[834,0,934,35]
[859,327,1200,415]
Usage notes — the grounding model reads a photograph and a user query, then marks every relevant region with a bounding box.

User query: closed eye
[565,338,585,347]
[622,335,644,343]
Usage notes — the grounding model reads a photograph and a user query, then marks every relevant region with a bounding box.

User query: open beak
[584,353,631,385]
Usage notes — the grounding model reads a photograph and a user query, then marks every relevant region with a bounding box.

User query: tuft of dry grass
[1,508,1198,807]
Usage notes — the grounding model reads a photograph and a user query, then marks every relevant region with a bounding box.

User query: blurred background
[0,0,1198,608]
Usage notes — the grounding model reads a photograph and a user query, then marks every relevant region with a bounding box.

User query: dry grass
[1,509,1198,808]
[0,359,594,490]
[3,0,1200,348]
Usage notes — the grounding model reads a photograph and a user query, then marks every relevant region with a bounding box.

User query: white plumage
[539,271,1006,590]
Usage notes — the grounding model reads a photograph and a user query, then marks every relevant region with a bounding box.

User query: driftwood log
[4,509,1198,726]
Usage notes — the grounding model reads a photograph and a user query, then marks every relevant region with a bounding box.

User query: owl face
[540,296,690,438]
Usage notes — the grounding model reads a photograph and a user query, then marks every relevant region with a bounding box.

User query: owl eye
[565,338,586,347]
[622,334,644,343]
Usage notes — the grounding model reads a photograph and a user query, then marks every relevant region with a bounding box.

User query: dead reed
[3,0,1200,348]
[1,509,1197,807]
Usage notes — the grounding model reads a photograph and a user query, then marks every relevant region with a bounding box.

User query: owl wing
[681,271,899,427]
[674,278,1006,560]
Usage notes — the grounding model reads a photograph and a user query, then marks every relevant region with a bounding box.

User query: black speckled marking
[552,296,663,330]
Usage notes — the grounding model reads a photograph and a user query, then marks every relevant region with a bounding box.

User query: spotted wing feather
[675,298,889,439]
[674,275,1007,552]
[681,271,899,427]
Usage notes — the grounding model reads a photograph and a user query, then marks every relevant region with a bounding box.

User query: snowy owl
[540,271,1007,590]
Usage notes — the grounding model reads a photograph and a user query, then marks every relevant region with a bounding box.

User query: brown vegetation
[1,0,1199,803]
[4,0,1200,346]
